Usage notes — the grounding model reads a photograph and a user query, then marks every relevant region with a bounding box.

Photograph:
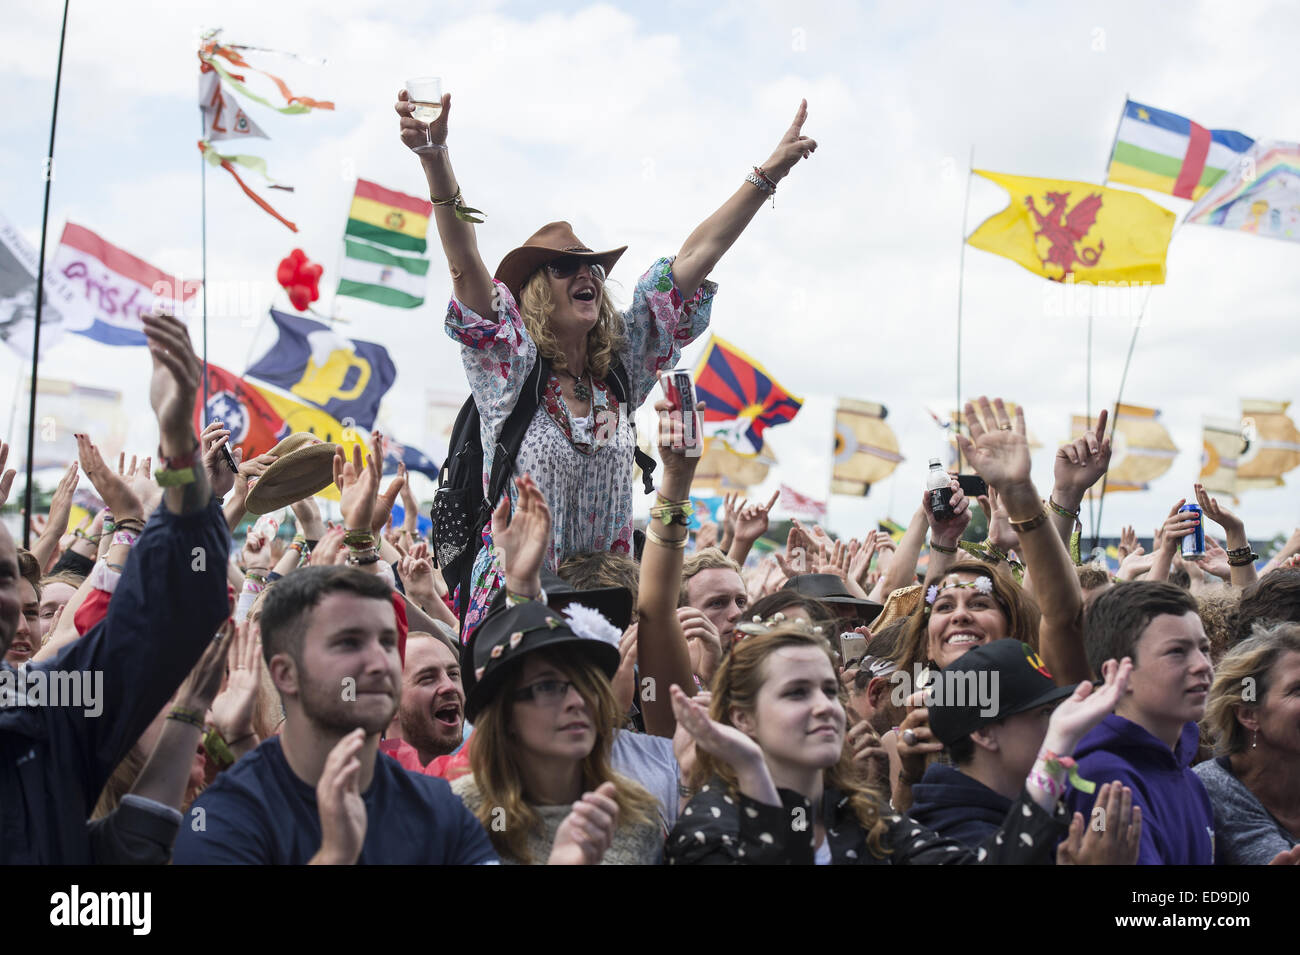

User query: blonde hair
[518,268,625,379]
[679,548,743,607]
[692,623,893,859]
[468,646,658,864]
[1203,622,1300,755]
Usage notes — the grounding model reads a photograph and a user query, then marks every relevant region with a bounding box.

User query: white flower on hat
[562,603,621,647]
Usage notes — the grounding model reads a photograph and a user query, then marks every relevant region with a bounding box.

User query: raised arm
[1047,410,1111,549]
[31,462,79,571]
[1194,483,1258,588]
[874,505,929,599]
[921,481,971,587]
[957,397,1088,684]
[726,490,779,567]
[636,398,704,736]
[395,90,494,317]
[671,100,817,299]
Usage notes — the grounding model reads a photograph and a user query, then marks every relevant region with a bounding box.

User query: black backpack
[430,356,656,627]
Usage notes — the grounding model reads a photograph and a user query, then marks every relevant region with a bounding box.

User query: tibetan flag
[246,310,395,430]
[1186,140,1300,243]
[693,335,803,457]
[1107,100,1254,200]
[50,223,200,346]
[967,171,1175,285]
[777,483,827,522]
[345,179,432,254]
[194,363,289,460]
[337,239,430,308]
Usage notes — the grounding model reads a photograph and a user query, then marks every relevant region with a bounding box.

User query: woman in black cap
[452,476,661,864]
[396,88,817,635]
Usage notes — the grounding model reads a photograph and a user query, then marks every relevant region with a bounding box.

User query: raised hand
[1193,483,1244,537]
[201,420,239,499]
[312,729,368,865]
[1157,500,1199,553]
[1056,781,1142,865]
[290,495,325,539]
[395,87,451,152]
[776,521,816,578]
[491,474,551,597]
[370,462,406,534]
[734,490,779,544]
[612,624,639,715]
[955,397,1032,499]
[653,396,702,486]
[210,619,262,747]
[175,619,236,714]
[548,782,620,865]
[1115,546,1153,582]
[1053,409,1112,501]
[397,549,438,610]
[41,462,79,542]
[677,607,723,685]
[847,532,878,591]
[670,684,778,806]
[75,433,143,521]
[1117,525,1138,561]
[335,431,383,532]
[141,310,201,457]
[922,482,971,548]
[761,99,817,181]
[1043,657,1133,757]
[978,487,1018,554]
[0,439,15,506]
[307,526,346,566]
[1197,536,1232,581]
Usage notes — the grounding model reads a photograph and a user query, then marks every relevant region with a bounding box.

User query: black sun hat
[781,573,883,624]
[462,600,622,723]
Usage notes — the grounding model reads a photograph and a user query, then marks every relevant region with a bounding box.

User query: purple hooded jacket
[1065,715,1213,865]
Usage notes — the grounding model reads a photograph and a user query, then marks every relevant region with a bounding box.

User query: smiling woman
[395,88,818,635]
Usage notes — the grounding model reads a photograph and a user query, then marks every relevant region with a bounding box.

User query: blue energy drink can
[1179,503,1205,557]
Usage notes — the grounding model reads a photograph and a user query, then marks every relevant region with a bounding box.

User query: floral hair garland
[924,574,994,612]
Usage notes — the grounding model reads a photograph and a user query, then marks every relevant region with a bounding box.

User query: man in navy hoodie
[912,640,1076,848]
[1068,582,1215,865]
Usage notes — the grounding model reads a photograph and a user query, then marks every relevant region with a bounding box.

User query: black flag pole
[200,77,209,426]
[954,145,974,474]
[22,0,70,549]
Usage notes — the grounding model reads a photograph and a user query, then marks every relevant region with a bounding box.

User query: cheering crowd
[0,94,1297,866]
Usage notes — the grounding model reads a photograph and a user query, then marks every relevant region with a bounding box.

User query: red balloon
[288,284,311,311]
[290,247,307,265]
[303,263,323,284]
[276,260,295,287]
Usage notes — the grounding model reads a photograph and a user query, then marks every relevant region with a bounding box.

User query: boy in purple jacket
[1067,582,1215,864]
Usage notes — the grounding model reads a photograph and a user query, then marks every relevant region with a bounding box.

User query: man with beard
[173,567,495,864]
[387,628,465,768]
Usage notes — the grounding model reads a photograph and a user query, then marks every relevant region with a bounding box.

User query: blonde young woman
[452,476,661,864]
[395,89,817,633]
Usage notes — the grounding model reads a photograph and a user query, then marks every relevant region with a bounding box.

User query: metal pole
[200,128,209,425]
[23,0,70,549]
[955,145,974,473]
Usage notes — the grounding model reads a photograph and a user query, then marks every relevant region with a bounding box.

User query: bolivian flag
[345,179,432,253]
[967,170,1175,285]
[1107,100,1254,201]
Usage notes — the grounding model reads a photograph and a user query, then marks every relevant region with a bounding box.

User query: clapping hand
[1042,657,1133,757]
[548,782,621,865]
[312,729,368,865]
[76,434,143,522]
[670,684,777,806]
[491,474,551,597]
[1056,781,1142,865]
[0,438,15,506]
[335,431,383,532]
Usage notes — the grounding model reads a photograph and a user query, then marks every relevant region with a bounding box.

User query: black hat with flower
[463,600,622,722]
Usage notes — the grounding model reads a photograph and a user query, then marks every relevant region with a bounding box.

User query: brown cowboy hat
[871,584,924,633]
[244,432,339,515]
[494,221,626,303]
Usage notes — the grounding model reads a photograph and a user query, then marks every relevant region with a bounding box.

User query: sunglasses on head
[545,257,606,282]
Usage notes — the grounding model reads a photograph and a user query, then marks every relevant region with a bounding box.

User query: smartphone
[957,474,987,498]
[220,442,239,474]
[839,633,868,667]
[659,369,701,454]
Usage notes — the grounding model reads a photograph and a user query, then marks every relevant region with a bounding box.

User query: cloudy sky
[3,0,1299,543]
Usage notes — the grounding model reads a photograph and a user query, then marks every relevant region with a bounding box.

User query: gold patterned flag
[1200,416,1244,496]
[1237,400,1300,490]
[831,399,902,496]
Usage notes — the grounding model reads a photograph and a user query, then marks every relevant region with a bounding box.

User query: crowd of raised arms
[0,94,1296,866]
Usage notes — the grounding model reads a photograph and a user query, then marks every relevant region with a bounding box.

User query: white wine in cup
[404,76,443,150]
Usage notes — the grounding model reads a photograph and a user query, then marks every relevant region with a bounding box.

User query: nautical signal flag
[967,171,1175,285]
[1107,100,1254,201]
[246,310,396,430]
[194,363,289,461]
[693,335,802,457]
[51,223,201,346]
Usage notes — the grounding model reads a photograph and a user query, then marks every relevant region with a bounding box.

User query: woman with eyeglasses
[395,88,817,634]
[451,477,663,864]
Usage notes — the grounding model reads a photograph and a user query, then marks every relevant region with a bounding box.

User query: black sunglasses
[545,257,606,282]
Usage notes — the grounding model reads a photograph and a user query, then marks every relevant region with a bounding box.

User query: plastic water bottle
[926,459,953,520]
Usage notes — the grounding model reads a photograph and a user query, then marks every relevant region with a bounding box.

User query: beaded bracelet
[1046,497,1080,521]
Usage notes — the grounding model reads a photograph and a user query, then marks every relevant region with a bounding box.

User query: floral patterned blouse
[445,257,716,636]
